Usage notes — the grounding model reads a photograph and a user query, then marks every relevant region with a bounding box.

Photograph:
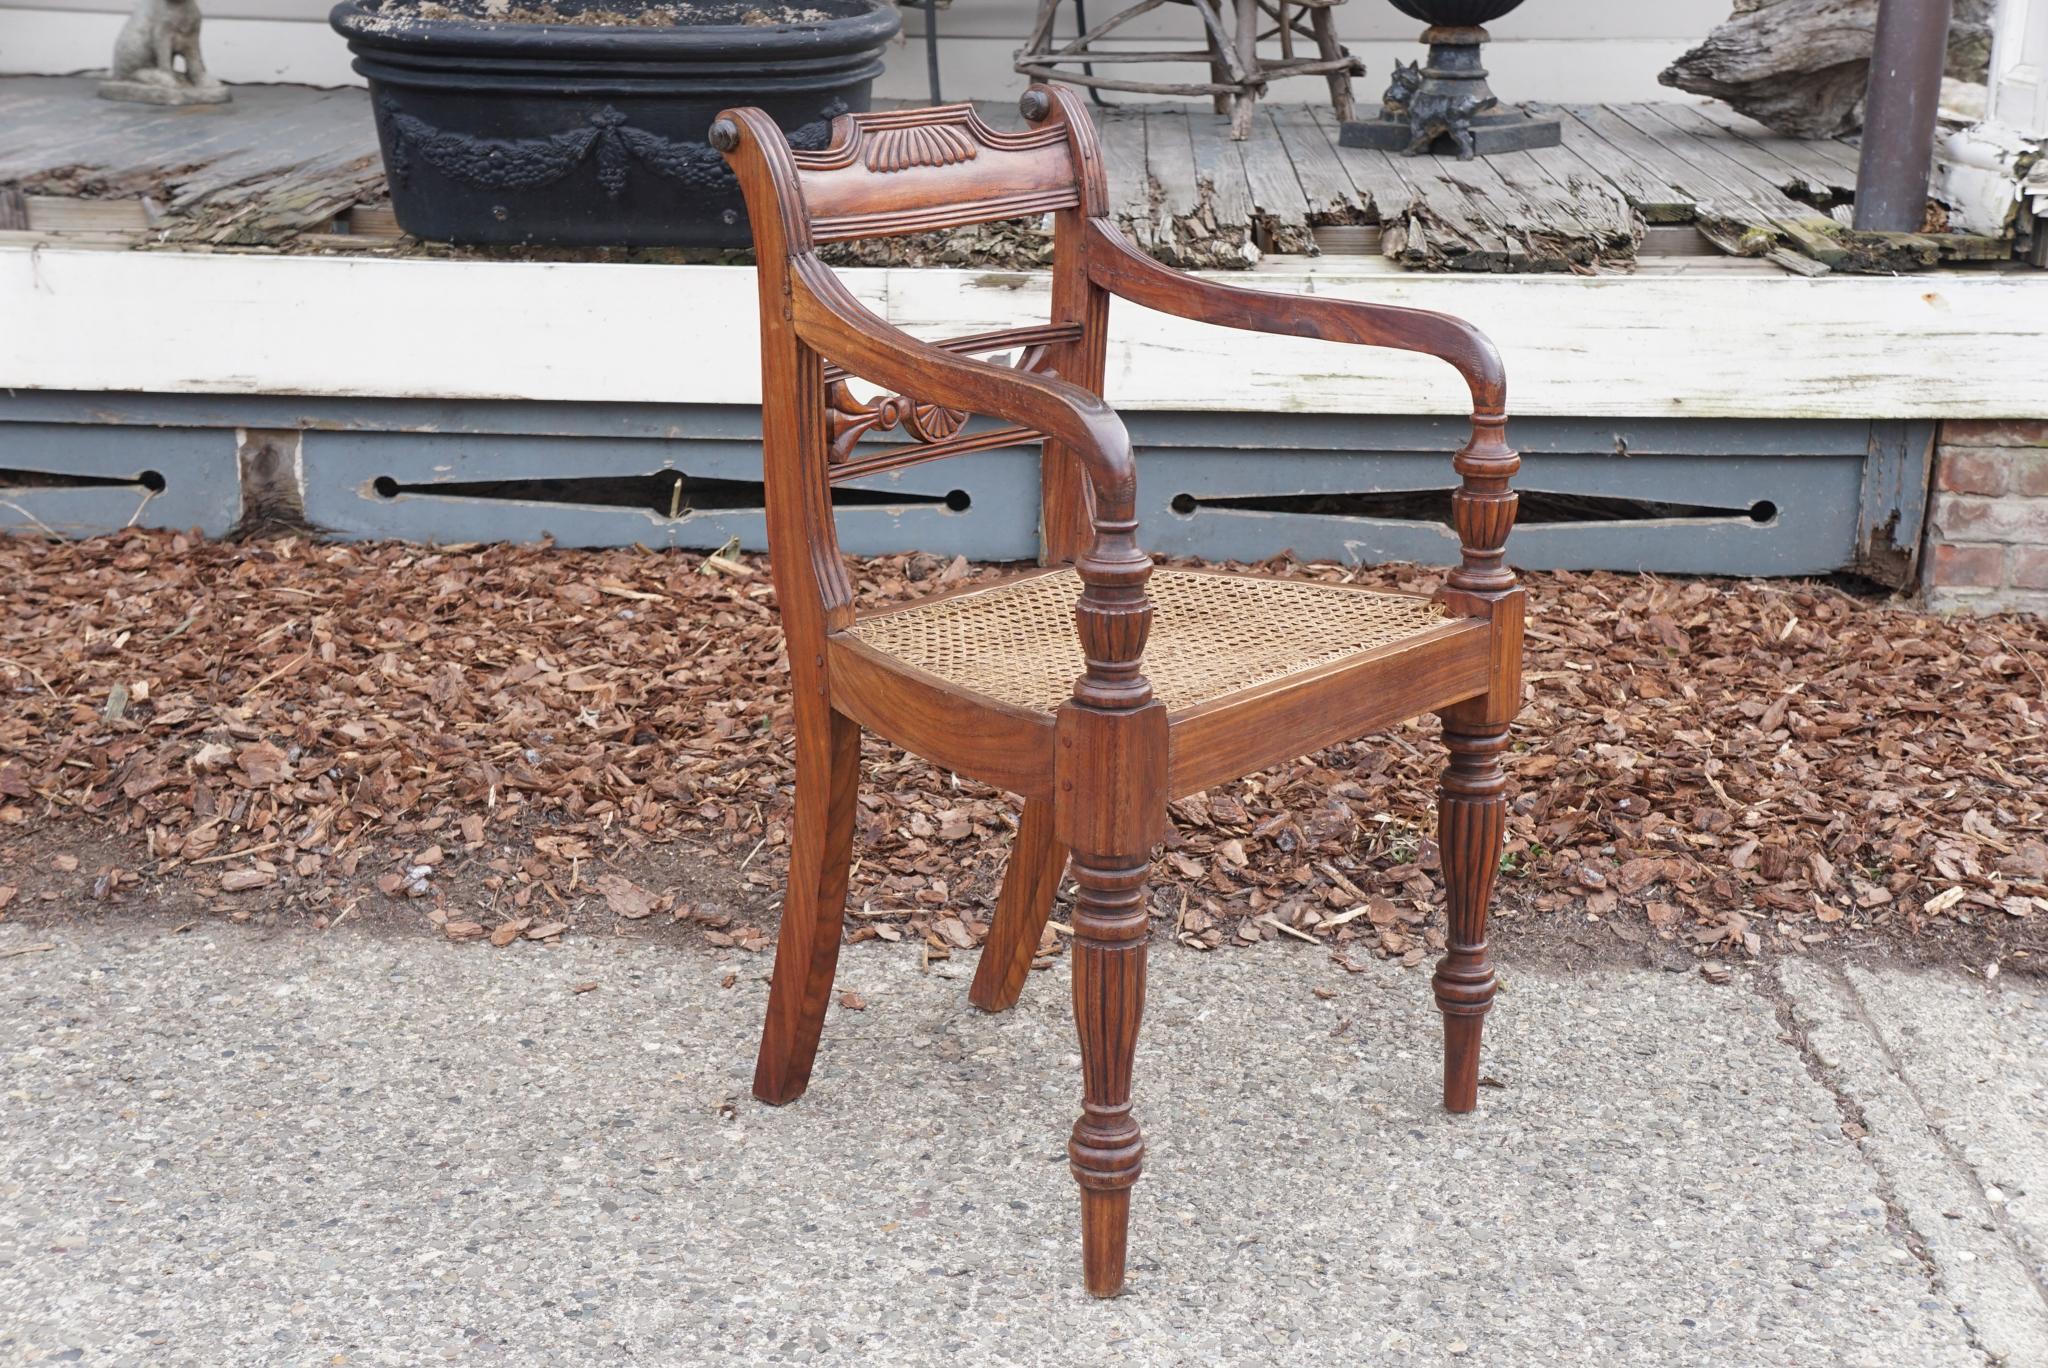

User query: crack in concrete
[1836,968,2048,1307]
[1751,966,2001,1367]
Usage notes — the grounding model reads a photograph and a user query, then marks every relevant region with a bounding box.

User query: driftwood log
[1661,0,1993,138]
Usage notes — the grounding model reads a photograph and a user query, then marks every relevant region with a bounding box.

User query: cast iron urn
[1339,0,1558,159]
[332,0,900,248]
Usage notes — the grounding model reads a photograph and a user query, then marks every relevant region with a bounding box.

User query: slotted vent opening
[370,472,971,517]
[0,467,164,492]
[1170,489,1778,526]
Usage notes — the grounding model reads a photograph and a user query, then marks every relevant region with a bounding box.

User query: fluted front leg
[1055,688,1166,1297]
[1431,396,1521,1115]
[1067,841,1152,1295]
[1433,714,1508,1113]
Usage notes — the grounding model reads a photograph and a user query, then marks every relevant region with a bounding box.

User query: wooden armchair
[711,87,1523,1299]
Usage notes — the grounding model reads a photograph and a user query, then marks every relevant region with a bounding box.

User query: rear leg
[969,798,1067,1013]
[752,706,861,1105]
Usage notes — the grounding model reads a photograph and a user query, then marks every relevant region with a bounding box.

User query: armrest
[1083,219,1520,600]
[788,254,1155,710]
[1083,218,1505,412]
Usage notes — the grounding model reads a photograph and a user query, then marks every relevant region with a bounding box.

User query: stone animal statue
[100,0,229,106]
[1382,59,1495,161]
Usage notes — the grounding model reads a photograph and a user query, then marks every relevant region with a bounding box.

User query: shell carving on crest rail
[862,123,977,173]
[792,103,1072,175]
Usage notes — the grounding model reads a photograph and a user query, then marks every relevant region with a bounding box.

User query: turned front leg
[1054,699,1166,1298]
[1433,712,1508,1113]
[1053,447,1158,1296]
[1434,403,1520,1113]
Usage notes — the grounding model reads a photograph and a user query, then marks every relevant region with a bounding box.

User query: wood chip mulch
[2,529,2045,975]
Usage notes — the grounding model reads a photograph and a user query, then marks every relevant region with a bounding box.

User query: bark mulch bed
[2,529,2045,979]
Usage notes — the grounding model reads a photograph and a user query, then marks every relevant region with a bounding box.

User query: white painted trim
[1989,0,2048,133]
[3,247,2045,419]
[1938,0,2048,234]
[1941,119,2045,233]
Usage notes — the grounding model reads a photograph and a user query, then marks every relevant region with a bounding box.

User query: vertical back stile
[711,107,855,659]
[1025,85,1115,565]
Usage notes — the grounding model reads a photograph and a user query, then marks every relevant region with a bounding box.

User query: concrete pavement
[1,919,2044,1366]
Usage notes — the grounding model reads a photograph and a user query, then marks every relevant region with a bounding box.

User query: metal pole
[923,0,942,103]
[1853,0,1954,232]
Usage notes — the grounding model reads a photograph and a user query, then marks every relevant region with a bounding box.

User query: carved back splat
[712,89,1110,496]
[820,323,1075,482]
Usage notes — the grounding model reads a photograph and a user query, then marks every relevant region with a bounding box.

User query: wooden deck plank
[1234,108,1313,253]
[1146,106,1203,224]
[1555,106,1696,224]
[1094,107,1160,252]
[1602,103,1843,272]
[1656,103,1855,209]
[1488,145,1643,269]
[1179,106,1260,268]
[1332,102,1639,274]
[1305,102,1538,272]
[0,75,2003,274]
[1185,107,1254,228]
[1376,147,1519,271]
[1265,105,1360,221]
[1135,106,1251,269]
[1610,103,1826,222]
[1821,137,1868,178]
[1568,103,1826,273]
[1679,100,1863,186]
[1305,103,1417,224]
[0,80,386,246]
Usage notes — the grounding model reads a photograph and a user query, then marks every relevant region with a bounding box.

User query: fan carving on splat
[823,341,1061,470]
[825,385,969,465]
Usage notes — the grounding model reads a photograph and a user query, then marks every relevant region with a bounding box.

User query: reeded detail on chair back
[794,103,1083,242]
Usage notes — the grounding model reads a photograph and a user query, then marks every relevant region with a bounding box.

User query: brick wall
[1924,420,2048,615]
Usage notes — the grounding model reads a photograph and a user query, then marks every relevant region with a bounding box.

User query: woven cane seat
[846,567,1447,714]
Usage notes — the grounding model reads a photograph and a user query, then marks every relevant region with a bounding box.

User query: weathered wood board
[6,247,2046,420]
[0,74,2015,273]
[0,76,384,246]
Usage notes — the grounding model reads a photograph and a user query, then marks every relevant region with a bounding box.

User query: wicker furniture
[1017,0,1361,138]
[711,87,1524,1298]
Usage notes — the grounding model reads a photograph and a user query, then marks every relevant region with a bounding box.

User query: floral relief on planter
[331,0,899,247]
[379,97,845,198]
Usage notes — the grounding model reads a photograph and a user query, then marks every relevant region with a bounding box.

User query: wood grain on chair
[714,85,1524,1298]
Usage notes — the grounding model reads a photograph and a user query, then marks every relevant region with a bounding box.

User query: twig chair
[712,86,1523,1298]
[1017,0,1360,139]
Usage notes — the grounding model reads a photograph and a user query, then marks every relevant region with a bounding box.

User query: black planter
[331,0,900,247]
[1385,0,1527,24]
[1339,0,1559,160]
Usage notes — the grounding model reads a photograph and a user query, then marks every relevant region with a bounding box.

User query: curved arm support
[791,255,1133,521]
[789,255,1155,709]
[1082,219,1519,598]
